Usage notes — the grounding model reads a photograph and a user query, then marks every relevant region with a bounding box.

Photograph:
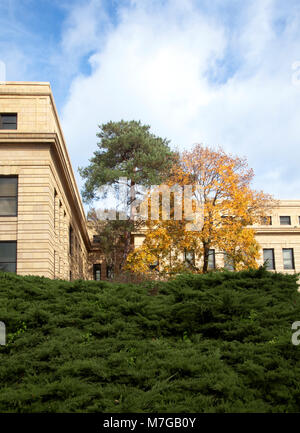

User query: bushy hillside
[0,269,300,412]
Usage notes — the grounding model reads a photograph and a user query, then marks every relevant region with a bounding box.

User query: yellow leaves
[218,227,260,271]
[125,246,158,273]
[126,144,275,275]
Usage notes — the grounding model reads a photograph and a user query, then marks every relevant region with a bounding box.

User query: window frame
[207,249,216,270]
[184,249,195,266]
[282,248,295,270]
[263,248,275,270]
[69,225,73,256]
[280,216,291,225]
[224,252,235,271]
[0,241,17,273]
[0,175,18,217]
[93,263,101,281]
[93,235,101,244]
[261,216,272,225]
[149,259,159,271]
[0,113,17,130]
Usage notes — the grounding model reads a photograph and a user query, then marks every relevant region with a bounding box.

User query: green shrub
[0,268,300,412]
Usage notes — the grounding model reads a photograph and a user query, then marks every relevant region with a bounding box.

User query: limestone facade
[0,82,96,279]
[133,202,300,274]
[254,201,300,274]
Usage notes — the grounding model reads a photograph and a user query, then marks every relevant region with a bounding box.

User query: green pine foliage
[79,120,177,203]
[0,268,300,412]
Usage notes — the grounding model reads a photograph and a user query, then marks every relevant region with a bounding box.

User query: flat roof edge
[0,82,50,86]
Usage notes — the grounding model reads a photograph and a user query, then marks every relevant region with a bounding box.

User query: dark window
[0,176,18,216]
[93,264,101,281]
[149,259,159,271]
[93,235,101,244]
[106,264,114,279]
[261,216,272,225]
[0,241,17,273]
[69,225,73,255]
[283,248,295,270]
[263,249,275,270]
[208,249,215,269]
[184,249,195,266]
[0,113,17,130]
[280,216,291,225]
[224,253,235,271]
[69,270,72,281]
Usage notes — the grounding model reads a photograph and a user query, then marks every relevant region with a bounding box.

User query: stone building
[0,82,299,279]
[134,200,300,275]
[254,201,300,274]
[0,82,103,280]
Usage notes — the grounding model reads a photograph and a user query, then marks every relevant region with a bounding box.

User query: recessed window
[260,216,272,225]
[184,249,195,266]
[93,263,101,281]
[69,225,73,255]
[0,176,18,216]
[0,113,17,130]
[280,216,291,225]
[93,235,101,244]
[149,259,159,271]
[263,249,275,270]
[283,248,295,270]
[224,253,235,271]
[0,241,17,273]
[208,249,215,269]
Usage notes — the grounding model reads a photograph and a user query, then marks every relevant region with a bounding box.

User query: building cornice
[255,227,300,234]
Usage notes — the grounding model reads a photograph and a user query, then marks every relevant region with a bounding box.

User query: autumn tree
[126,144,275,275]
[79,120,177,269]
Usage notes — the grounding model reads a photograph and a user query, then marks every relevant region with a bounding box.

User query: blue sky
[1,0,300,203]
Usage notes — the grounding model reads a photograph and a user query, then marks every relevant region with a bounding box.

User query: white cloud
[60,0,300,203]
[60,0,109,57]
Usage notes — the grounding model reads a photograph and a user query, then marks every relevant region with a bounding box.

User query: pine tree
[79,120,177,269]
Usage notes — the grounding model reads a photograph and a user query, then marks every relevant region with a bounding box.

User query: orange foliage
[126,144,275,274]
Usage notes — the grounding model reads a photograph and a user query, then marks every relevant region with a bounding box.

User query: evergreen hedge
[0,268,300,412]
